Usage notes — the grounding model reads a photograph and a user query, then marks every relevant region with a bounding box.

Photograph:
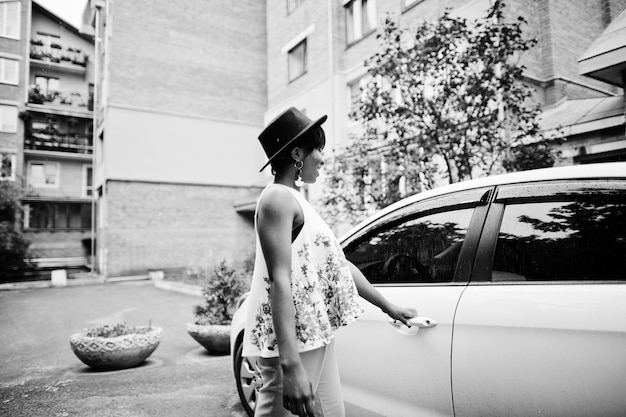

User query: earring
[294,160,304,187]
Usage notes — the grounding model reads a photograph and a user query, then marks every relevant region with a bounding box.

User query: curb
[0,276,105,291]
[0,274,151,291]
[154,279,202,297]
[0,275,201,297]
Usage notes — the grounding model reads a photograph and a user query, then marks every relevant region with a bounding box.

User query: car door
[452,180,626,417]
[335,188,491,417]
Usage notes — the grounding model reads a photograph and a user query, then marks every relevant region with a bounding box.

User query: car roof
[339,162,626,241]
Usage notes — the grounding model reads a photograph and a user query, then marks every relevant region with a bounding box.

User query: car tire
[233,338,261,417]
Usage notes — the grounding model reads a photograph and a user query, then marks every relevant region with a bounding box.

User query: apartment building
[21,1,94,270]
[0,1,94,275]
[84,0,625,278]
[0,1,26,187]
[267,0,625,175]
[87,0,267,277]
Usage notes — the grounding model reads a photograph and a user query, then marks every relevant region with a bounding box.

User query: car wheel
[234,339,262,417]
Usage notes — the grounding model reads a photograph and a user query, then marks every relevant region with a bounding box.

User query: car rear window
[492,199,626,282]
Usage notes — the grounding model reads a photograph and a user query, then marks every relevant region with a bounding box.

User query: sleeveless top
[242,184,363,358]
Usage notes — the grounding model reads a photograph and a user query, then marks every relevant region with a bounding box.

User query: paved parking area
[0,280,247,417]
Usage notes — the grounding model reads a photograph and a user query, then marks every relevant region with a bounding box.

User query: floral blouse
[242,185,363,358]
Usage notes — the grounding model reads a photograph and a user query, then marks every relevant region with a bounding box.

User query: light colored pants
[254,341,344,417]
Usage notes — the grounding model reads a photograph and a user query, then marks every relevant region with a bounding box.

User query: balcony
[30,40,88,74]
[28,86,93,115]
[25,129,93,155]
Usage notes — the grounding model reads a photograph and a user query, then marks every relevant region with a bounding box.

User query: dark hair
[270,126,326,173]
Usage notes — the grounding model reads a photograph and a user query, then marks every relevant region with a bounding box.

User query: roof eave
[579,46,626,87]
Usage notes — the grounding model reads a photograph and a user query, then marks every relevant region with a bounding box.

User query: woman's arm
[257,188,316,417]
[348,260,417,326]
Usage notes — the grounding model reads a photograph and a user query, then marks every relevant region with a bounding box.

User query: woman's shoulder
[257,184,299,214]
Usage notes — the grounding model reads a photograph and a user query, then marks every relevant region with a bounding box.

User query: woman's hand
[348,261,418,328]
[383,304,417,328]
[281,362,317,417]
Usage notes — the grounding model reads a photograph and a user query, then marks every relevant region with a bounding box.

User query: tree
[0,181,32,281]
[320,0,560,229]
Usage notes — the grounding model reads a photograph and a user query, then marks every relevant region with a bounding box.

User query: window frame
[34,32,60,47]
[342,187,493,286]
[471,179,626,284]
[34,75,60,94]
[0,57,18,85]
[24,201,92,231]
[347,73,371,113]
[345,0,377,45]
[0,104,17,132]
[287,38,307,82]
[28,160,60,189]
[0,152,16,181]
[287,0,305,14]
[83,164,93,197]
[0,1,20,40]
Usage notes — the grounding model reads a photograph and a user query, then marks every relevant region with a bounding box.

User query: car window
[492,200,626,282]
[345,208,475,284]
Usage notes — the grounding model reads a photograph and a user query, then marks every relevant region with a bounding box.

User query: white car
[231,162,626,417]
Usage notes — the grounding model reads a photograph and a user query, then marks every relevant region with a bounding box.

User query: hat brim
[259,114,328,172]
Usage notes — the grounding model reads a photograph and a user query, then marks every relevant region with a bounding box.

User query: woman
[243,107,416,417]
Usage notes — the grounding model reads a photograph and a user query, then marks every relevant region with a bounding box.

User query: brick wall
[103,180,260,277]
[263,0,626,116]
[0,5,26,167]
[535,0,625,105]
[108,0,266,124]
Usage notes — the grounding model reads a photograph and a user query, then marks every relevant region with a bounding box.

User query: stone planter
[70,326,162,371]
[187,323,230,355]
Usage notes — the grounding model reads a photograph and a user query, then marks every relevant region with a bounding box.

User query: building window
[0,104,17,132]
[97,131,104,163]
[0,57,18,85]
[287,0,306,13]
[29,161,60,188]
[88,83,94,111]
[0,1,20,39]
[288,39,307,81]
[345,0,377,44]
[0,153,15,180]
[347,74,372,112]
[35,76,60,95]
[25,202,92,230]
[34,32,60,48]
[83,165,93,197]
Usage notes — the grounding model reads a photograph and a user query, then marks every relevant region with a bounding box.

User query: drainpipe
[327,0,336,148]
[90,1,103,273]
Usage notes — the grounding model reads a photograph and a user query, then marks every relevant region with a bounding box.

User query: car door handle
[388,317,437,336]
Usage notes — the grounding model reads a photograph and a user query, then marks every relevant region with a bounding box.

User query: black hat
[258,107,327,172]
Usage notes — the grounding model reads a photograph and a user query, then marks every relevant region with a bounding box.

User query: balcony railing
[25,130,93,154]
[29,40,88,68]
[28,86,92,111]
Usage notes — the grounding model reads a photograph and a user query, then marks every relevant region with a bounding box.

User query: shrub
[193,259,249,325]
[0,182,32,281]
[84,322,155,338]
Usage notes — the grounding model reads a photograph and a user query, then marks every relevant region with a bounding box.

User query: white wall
[104,105,267,187]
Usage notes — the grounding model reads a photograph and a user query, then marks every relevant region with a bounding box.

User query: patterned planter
[187,323,230,355]
[70,326,162,371]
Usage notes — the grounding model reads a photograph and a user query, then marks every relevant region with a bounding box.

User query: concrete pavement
[0,280,248,417]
